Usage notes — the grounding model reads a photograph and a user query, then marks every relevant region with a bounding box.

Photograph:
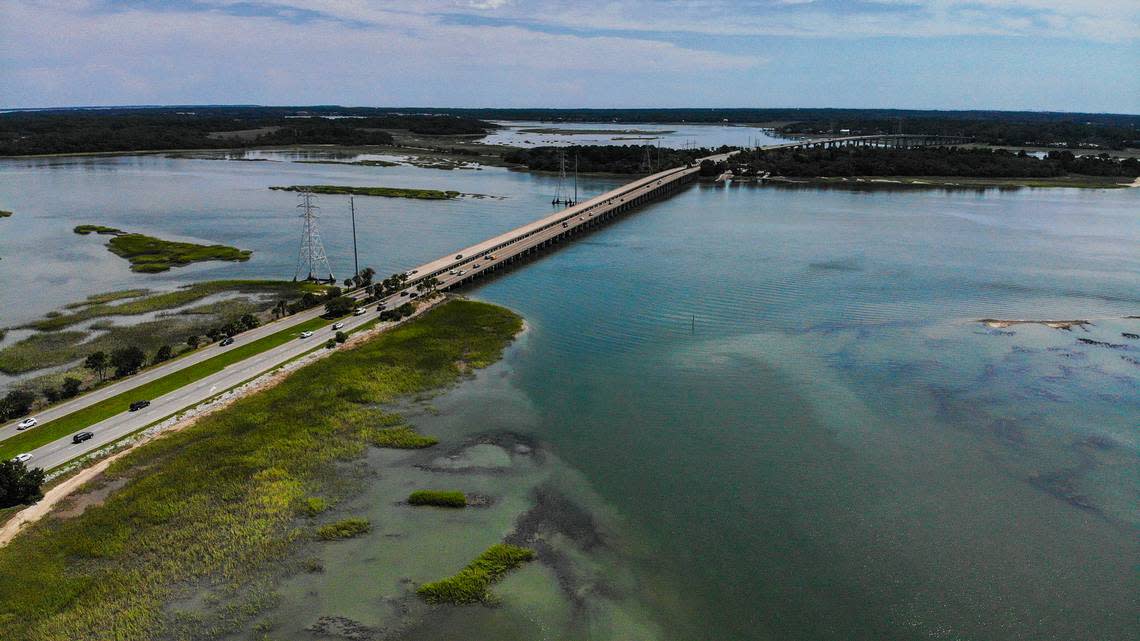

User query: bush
[334,331,348,344]
[186,335,200,349]
[316,518,371,540]
[416,543,535,604]
[407,490,466,508]
[0,459,45,508]
[298,496,328,517]
[325,338,337,350]
[324,296,355,317]
[60,377,83,399]
[153,344,173,364]
[0,390,36,420]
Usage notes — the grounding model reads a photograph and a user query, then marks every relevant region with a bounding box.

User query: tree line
[503,144,732,174]
[728,146,1140,178]
[0,108,496,155]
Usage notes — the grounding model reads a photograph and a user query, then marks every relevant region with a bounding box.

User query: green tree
[61,377,82,399]
[84,350,109,381]
[0,459,45,508]
[186,335,200,349]
[239,314,260,330]
[335,331,348,344]
[154,345,174,364]
[111,346,147,377]
[325,338,337,349]
[0,390,36,420]
[324,296,356,317]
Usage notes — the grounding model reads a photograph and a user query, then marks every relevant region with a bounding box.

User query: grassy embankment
[0,315,329,462]
[270,185,460,199]
[22,281,314,332]
[407,490,467,508]
[74,224,252,272]
[0,300,522,640]
[416,543,536,604]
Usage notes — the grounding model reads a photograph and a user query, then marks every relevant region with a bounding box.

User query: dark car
[220,337,235,346]
[129,400,151,412]
[72,431,94,444]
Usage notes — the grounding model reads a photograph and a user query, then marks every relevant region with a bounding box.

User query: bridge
[398,135,974,292]
[758,133,972,152]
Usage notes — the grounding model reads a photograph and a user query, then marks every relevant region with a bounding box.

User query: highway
[8,149,739,471]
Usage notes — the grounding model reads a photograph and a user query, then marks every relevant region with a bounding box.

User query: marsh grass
[316,518,371,540]
[407,490,466,508]
[0,300,521,640]
[416,544,535,604]
[23,280,314,331]
[362,425,439,448]
[63,289,151,309]
[73,224,122,235]
[270,185,460,199]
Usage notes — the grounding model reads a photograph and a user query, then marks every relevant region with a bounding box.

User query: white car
[13,453,32,463]
[17,417,37,430]
[448,270,456,275]
[299,331,314,338]
[332,322,345,330]
[458,270,467,276]
[353,308,366,316]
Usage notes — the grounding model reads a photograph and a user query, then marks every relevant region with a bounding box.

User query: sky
[1,1,1137,113]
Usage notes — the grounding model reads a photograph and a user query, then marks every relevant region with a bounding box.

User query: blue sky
[1,1,1137,112]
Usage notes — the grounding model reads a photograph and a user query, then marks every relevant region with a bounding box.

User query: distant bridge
[399,135,970,292]
[760,134,972,152]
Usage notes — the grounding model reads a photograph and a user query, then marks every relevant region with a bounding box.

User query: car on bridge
[17,417,37,430]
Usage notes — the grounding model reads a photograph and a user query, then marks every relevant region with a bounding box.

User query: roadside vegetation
[270,185,460,199]
[416,543,536,604]
[407,490,467,508]
[0,300,521,640]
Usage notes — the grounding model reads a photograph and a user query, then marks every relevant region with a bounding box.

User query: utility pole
[350,196,359,281]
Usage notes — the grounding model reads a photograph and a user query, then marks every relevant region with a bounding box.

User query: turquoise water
[2,153,1137,639]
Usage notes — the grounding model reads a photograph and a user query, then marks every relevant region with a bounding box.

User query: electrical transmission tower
[552,150,576,206]
[641,147,653,173]
[293,191,334,283]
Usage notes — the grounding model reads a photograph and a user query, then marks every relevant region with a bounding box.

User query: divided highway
[7,149,740,471]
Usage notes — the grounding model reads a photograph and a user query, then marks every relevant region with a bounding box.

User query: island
[74,225,252,272]
[269,185,461,199]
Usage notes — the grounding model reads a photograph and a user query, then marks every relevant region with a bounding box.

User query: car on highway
[473,263,481,269]
[400,291,409,297]
[220,337,235,346]
[129,400,151,412]
[299,331,314,338]
[13,453,32,463]
[332,322,345,330]
[73,431,94,444]
[409,292,419,299]
[459,270,467,276]
[376,303,386,311]
[448,269,456,275]
[353,308,366,316]
[455,254,463,259]
[16,417,37,430]
[486,255,496,260]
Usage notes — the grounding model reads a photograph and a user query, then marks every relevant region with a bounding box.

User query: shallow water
[2,152,1137,639]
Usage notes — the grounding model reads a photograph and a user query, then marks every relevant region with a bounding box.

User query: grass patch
[269,185,460,199]
[362,425,438,449]
[73,224,123,235]
[407,490,466,508]
[416,543,535,604]
[0,316,329,462]
[316,518,371,540]
[0,300,521,640]
[23,280,315,331]
[298,497,329,517]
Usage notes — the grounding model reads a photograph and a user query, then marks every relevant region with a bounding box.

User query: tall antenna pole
[350,196,359,282]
